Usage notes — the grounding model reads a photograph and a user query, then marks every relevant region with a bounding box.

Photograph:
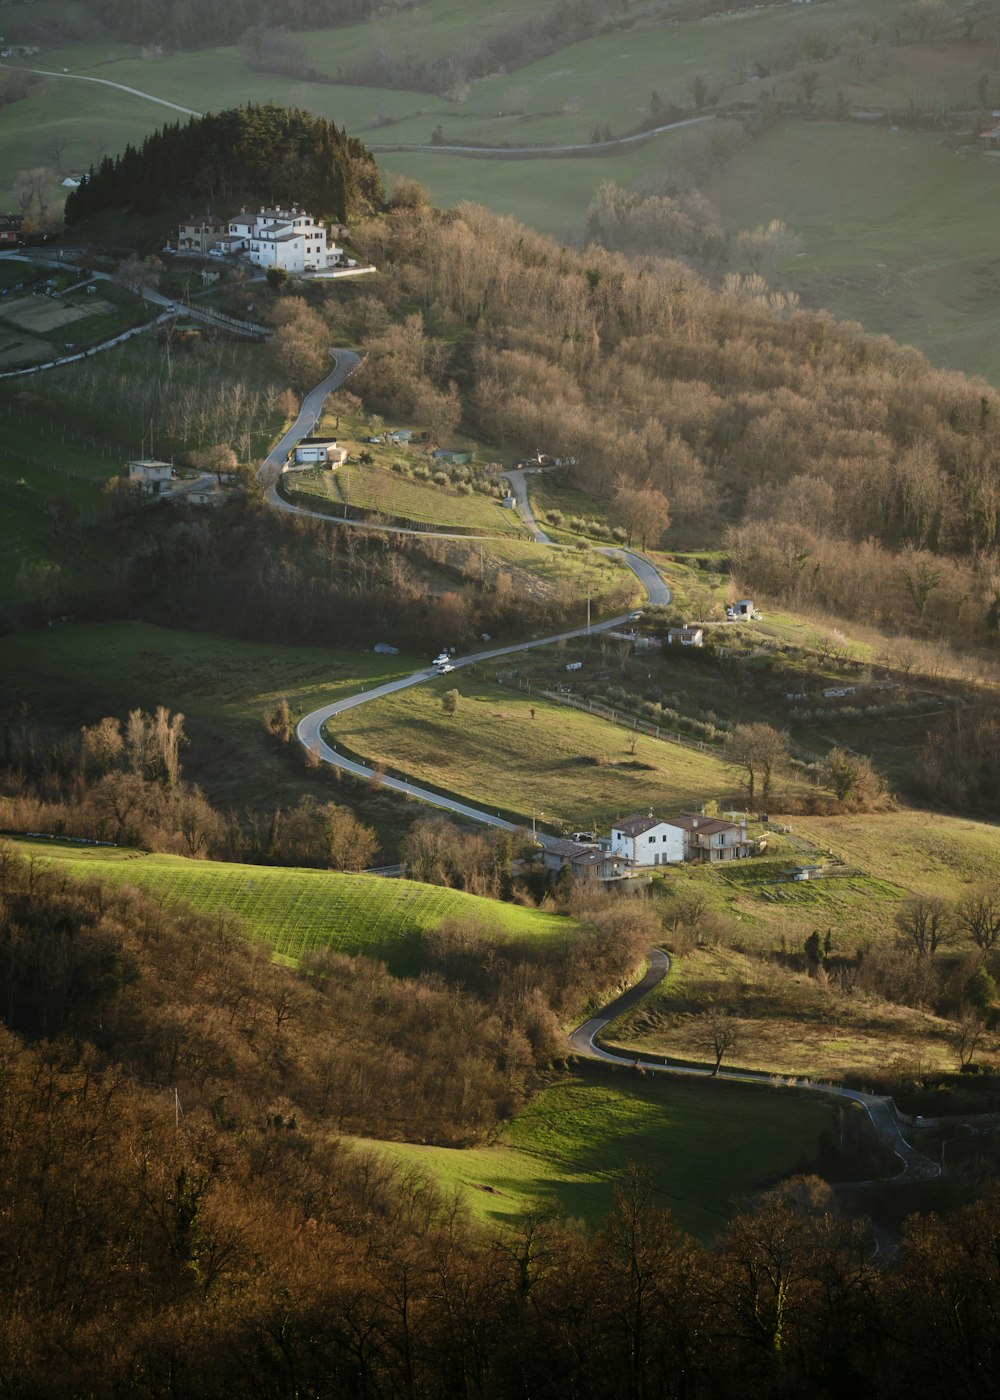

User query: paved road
[2,63,201,115]
[255,351,671,834]
[570,948,941,1184]
[259,352,364,503]
[297,609,642,846]
[0,254,267,380]
[259,356,935,1191]
[370,114,713,157]
[503,468,551,542]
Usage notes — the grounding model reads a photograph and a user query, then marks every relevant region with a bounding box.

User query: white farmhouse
[127,460,174,494]
[608,812,685,867]
[224,207,342,273]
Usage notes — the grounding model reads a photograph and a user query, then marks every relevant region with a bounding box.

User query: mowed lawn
[291,461,524,534]
[16,839,574,975]
[326,675,771,829]
[357,1072,837,1238]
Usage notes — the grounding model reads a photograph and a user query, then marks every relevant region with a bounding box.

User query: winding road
[255,348,670,836]
[4,64,201,115]
[258,351,937,1187]
[570,950,940,1184]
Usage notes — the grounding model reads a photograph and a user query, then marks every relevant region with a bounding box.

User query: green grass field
[290,461,525,534]
[357,1071,838,1238]
[2,2,996,377]
[701,120,1000,383]
[325,672,787,830]
[792,810,1000,898]
[14,837,573,974]
[601,940,968,1081]
[0,419,124,600]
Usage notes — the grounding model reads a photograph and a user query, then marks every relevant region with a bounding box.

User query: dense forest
[0,842,998,1400]
[345,202,1000,650]
[64,105,382,223]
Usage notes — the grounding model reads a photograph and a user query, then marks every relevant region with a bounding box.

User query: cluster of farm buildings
[174,207,358,276]
[543,811,764,882]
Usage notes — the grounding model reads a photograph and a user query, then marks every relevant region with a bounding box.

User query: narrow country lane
[0,63,201,115]
[570,949,941,1185]
[256,350,672,838]
[263,354,939,1194]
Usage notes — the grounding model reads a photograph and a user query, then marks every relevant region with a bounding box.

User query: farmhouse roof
[547,838,599,858]
[612,812,664,837]
[570,848,627,869]
[666,814,744,837]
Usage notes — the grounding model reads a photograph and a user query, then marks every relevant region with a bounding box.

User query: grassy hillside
[601,938,973,1080]
[16,837,573,974]
[325,671,807,830]
[358,1071,838,1238]
[289,461,525,535]
[792,810,1000,897]
[3,1,998,378]
[0,621,420,812]
[701,121,1000,384]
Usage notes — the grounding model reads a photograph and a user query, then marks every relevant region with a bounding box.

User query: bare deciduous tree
[895,895,953,959]
[694,1009,746,1076]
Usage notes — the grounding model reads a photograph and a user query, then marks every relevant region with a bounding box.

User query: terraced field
[289,461,525,534]
[358,1071,838,1238]
[17,839,574,974]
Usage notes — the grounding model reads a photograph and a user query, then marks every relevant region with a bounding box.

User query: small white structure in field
[666,626,704,647]
[293,437,347,466]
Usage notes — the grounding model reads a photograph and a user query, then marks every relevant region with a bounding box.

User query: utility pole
[587,586,591,634]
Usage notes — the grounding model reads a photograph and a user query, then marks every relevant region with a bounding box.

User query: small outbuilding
[666,627,704,647]
[293,437,347,467]
[432,448,476,465]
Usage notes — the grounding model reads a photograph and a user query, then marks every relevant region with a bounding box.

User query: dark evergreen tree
[64,104,381,225]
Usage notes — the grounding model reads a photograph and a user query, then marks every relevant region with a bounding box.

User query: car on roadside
[435,662,454,675]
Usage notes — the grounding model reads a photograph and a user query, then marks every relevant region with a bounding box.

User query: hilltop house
[177,217,227,255]
[542,839,630,882]
[222,207,342,273]
[667,813,755,864]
